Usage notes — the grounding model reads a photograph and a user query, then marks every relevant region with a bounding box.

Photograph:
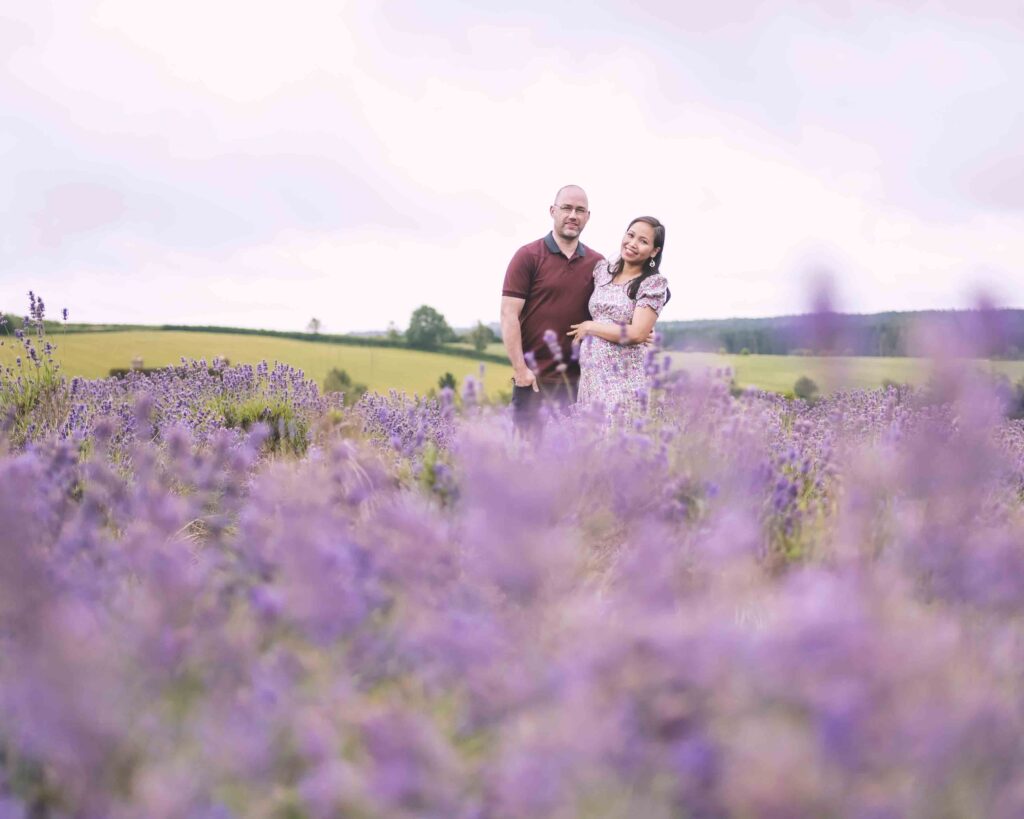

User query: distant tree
[793,376,819,402]
[323,367,367,406]
[307,317,322,335]
[1011,378,1024,420]
[406,305,453,351]
[386,321,403,343]
[324,367,351,391]
[739,347,750,356]
[466,321,497,353]
[438,372,456,391]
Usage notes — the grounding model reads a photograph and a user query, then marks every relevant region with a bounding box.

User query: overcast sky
[2,0,1022,332]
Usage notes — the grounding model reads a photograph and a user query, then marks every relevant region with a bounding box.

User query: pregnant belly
[580,335,644,367]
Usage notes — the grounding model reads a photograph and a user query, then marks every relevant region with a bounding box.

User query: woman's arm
[567,306,658,346]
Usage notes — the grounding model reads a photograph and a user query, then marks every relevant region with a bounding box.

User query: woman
[568,216,668,415]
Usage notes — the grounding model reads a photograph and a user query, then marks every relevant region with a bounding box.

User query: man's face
[549,188,590,241]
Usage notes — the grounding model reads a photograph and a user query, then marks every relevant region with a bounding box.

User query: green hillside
[1,331,514,397]
[455,342,1024,393]
[6,329,1022,398]
[665,351,1024,393]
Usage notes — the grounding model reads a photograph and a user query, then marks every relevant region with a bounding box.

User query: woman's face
[620,222,659,266]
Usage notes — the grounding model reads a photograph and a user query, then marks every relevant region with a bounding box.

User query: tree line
[655,309,1024,358]
[11,305,1023,360]
[304,306,497,353]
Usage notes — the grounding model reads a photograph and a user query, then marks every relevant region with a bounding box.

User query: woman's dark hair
[607,216,668,302]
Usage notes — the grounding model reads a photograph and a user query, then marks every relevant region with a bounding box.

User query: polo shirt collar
[544,231,587,258]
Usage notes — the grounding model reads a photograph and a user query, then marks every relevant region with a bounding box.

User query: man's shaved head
[549,185,591,244]
[554,184,588,206]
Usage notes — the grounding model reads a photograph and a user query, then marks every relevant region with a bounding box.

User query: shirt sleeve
[593,259,609,284]
[502,244,537,299]
[636,274,669,315]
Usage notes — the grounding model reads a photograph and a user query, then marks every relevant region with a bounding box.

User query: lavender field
[4,297,1024,818]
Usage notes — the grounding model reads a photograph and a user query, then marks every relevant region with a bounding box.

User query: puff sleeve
[636,274,669,315]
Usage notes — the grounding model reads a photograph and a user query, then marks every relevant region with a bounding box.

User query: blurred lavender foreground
[3,298,1024,818]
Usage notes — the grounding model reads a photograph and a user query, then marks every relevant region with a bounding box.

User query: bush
[793,375,819,401]
[323,368,368,407]
[1004,377,1024,420]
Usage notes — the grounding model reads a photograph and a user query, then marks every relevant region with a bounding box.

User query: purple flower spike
[542,328,564,363]
[2,287,1024,817]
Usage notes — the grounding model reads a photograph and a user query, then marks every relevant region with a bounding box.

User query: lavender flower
[542,328,563,364]
[2,291,1024,816]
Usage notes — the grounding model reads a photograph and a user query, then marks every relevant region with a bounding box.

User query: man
[501,185,604,431]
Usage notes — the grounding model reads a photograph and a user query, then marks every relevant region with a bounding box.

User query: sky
[2,0,1022,333]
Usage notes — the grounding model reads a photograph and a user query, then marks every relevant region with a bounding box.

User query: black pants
[511,379,578,438]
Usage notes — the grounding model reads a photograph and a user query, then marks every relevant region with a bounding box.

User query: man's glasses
[556,205,588,216]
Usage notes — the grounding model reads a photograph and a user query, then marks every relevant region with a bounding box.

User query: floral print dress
[577,260,669,414]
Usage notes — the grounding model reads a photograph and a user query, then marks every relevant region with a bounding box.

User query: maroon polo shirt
[502,232,604,383]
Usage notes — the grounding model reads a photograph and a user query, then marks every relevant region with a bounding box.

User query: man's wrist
[513,365,537,383]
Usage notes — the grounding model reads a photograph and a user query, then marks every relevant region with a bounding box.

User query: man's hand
[513,366,539,392]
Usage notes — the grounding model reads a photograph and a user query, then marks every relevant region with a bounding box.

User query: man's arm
[500,296,538,391]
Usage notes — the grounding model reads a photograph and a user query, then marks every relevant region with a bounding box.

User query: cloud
[958,154,1024,211]
[1,0,1023,331]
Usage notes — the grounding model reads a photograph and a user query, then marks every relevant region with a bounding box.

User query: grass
[664,352,1024,393]
[444,341,508,356]
[451,341,1024,393]
[1,331,514,398]
[5,330,1022,398]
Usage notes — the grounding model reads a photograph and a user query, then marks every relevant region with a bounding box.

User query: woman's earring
[649,258,656,268]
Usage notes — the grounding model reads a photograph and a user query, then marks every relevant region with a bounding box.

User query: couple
[500,184,668,430]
